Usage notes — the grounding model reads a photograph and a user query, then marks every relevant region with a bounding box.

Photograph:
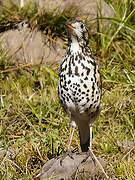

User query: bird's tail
[78,123,90,152]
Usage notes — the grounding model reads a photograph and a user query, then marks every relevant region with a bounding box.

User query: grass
[0,0,135,179]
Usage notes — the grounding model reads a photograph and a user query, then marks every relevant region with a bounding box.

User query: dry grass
[0,0,135,179]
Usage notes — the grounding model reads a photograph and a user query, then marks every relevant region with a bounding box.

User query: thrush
[58,20,102,152]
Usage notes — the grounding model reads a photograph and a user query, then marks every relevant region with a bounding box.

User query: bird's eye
[80,24,84,29]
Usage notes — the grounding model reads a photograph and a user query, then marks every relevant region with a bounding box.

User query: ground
[0,0,135,179]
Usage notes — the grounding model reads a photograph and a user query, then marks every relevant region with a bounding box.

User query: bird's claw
[60,150,74,166]
[81,149,96,164]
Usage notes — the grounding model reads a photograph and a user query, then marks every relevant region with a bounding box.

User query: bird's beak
[65,23,75,30]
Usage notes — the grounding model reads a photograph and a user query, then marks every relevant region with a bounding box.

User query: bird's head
[65,20,89,46]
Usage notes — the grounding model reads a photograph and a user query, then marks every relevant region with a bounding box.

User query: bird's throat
[69,37,80,53]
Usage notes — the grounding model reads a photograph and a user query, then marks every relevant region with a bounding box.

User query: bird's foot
[81,149,109,179]
[59,150,74,166]
[81,149,96,164]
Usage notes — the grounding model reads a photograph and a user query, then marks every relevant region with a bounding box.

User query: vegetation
[0,0,135,179]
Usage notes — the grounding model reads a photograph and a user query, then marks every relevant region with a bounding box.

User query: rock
[0,0,115,65]
[117,141,135,153]
[117,141,135,149]
[0,0,114,24]
[39,152,107,180]
[0,23,65,65]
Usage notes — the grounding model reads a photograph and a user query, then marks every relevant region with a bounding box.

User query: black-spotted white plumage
[58,20,102,152]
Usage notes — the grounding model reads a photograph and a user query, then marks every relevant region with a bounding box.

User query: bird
[58,20,102,152]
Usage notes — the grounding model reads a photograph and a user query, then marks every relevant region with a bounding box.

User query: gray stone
[0,25,65,65]
[39,152,106,180]
[0,0,115,65]
[0,0,114,22]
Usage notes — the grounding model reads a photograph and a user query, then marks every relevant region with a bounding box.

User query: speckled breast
[58,51,102,115]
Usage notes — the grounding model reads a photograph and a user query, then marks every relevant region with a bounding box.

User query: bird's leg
[88,149,109,179]
[67,120,76,151]
[60,121,76,165]
[68,125,75,151]
[89,124,93,149]
[81,124,109,179]
[81,149,109,179]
